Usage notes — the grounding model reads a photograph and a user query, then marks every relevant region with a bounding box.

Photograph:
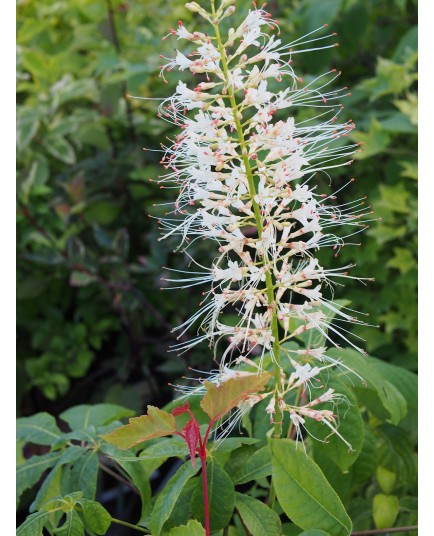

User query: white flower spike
[147,0,376,444]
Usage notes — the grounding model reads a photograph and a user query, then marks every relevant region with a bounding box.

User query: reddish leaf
[101,406,176,449]
[200,373,272,421]
[182,418,201,467]
[172,402,191,417]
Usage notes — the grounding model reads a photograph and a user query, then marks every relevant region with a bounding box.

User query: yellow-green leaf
[373,494,399,529]
[102,406,176,449]
[200,373,272,421]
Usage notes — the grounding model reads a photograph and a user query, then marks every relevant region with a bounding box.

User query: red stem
[200,452,211,536]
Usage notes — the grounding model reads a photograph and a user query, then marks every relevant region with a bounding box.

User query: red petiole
[172,403,216,536]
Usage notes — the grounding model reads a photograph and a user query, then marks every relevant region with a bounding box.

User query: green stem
[211,1,283,437]
[111,517,150,533]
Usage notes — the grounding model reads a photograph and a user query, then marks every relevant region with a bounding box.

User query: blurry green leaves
[392,26,418,63]
[386,247,416,275]
[358,56,417,102]
[43,136,77,165]
[352,118,391,159]
[372,494,399,530]
[394,93,418,126]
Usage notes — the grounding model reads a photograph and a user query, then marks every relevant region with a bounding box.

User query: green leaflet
[191,460,235,532]
[17,511,51,536]
[235,493,281,536]
[17,451,63,505]
[101,443,152,524]
[160,478,198,532]
[60,403,134,430]
[30,446,86,512]
[78,499,112,535]
[232,445,272,484]
[150,461,199,536]
[68,449,99,500]
[270,439,352,536]
[17,412,62,446]
[54,509,85,536]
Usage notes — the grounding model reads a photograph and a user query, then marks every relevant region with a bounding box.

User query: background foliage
[17,0,417,532]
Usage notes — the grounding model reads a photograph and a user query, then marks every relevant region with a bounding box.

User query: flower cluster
[152,0,374,445]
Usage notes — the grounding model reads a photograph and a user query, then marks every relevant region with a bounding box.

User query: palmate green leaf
[235,493,282,536]
[60,403,135,431]
[386,247,416,275]
[17,451,63,505]
[232,445,272,484]
[17,511,51,536]
[102,406,176,449]
[351,118,391,159]
[17,412,62,446]
[307,381,364,472]
[164,519,205,535]
[78,499,112,535]
[191,459,235,532]
[150,461,200,536]
[200,372,272,421]
[270,439,352,536]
